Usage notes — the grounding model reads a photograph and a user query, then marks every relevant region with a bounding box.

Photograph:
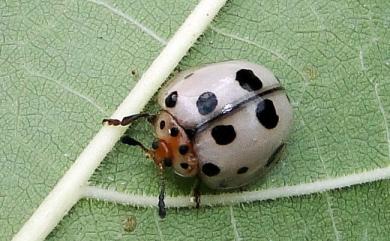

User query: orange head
[151,111,199,177]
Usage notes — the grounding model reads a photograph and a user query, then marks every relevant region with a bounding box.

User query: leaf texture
[1,0,389,240]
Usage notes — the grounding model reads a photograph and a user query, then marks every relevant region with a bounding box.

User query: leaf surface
[1,0,389,240]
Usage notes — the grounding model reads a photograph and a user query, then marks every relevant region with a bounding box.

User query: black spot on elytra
[165,91,178,108]
[169,127,179,137]
[196,92,218,115]
[256,99,279,129]
[235,69,262,91]
[237,167,248,174]
[202,163,220,176]
[178,145,189,155]
[159,120,165,129]
[180,163,189,169]
[211,125,236,145]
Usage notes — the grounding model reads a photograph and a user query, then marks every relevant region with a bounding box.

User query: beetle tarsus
[158,191,166,218]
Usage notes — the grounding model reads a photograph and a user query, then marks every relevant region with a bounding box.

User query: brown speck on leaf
[123,216,137,232]
[303,65,319,81]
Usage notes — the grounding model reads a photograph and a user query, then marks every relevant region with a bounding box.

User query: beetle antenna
[121,136,153,161]
[120,136,152,158]
[103,113,156,126]
[157,163,166,218]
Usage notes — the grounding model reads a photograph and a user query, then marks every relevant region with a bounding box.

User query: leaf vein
[153,212,164,241]
[325,193,341,241]
[87,0,167,45]
[82,166,390,208]
[229,206,241,241]
[374,83,390,159]
[315,135,342,241]
[23,67,107,114]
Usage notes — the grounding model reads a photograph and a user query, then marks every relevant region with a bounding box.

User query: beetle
[103,60,293,217]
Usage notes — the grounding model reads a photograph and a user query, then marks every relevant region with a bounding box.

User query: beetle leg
[192,179,201,209]
[265,143,285,167]
[157,163,166,218]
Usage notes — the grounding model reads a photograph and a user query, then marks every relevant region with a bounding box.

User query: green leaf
[1,0,389,240]
[49,181,390,241]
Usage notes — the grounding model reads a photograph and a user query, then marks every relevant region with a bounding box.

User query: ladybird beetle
[103,60,293,217]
